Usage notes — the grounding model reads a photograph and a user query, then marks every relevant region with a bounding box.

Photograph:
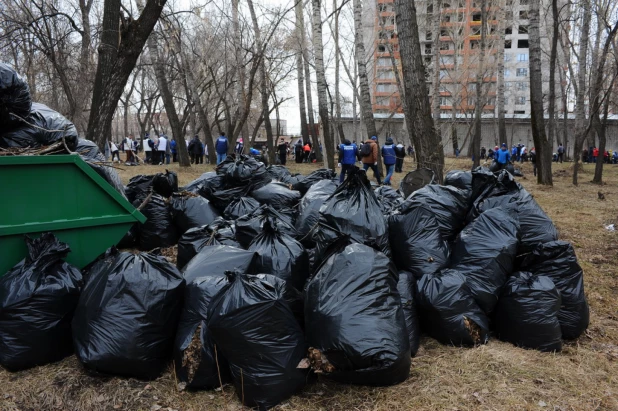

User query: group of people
[338,136,409,185]
[582,147,618,164]
[293,140,317,164]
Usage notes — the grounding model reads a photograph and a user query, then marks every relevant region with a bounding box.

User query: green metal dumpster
[0,154,146,276]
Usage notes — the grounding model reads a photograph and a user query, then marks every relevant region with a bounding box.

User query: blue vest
[340,144,357,164]
[215,137,228,154]
[382,144,397,165]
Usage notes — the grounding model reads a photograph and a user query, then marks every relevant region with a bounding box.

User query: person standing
[381,137,397,186]
[496,143,511,170]
[361,136,382,184]
[165,138,171,165]
[235,137,244,154]
[338,139,359,183]
[157,134,167,165]
[188,135,201,164]
[480,146,486,160]
[215,132,228,165]
[198,140,205,164]
[394,142,406,173]
[170,137,177,162]
[277,138,287,165]
[592,147,599,164]
[124,136,133,163]
[520,145,527,163]
[295,140,303,163]
[530,148,537,176]
[303,142,311,163]
[557,144,564,163]
[144,134,154,164]
[109,141,120,163]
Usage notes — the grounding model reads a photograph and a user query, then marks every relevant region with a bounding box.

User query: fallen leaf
[538,401,547,407]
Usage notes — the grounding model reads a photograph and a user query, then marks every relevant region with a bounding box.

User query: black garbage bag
[388,201,450,280]
[451,207,519,314]
[182,245,256,283]
[116,224,139,249]
[0,234,82,371]
[196,174,225,199]
[208,272,310,410]
[399,168,435,199]
[134,193,179,251]
[169,193,220,235]
[374,185,404,214]
[0,102,78,150]
[305,242,410,386]
[493,272,562,352]
[520,241,589,339]
[235,205,298,249]
[469,167,496,204]
[72,250,185,379]
[152,170,178,198]
[216,154,268,187]
[174,276,231,390]
[292,168,337,195]
[0,62,31,127]
[408,185,470,241]
[251,181,301,210]
[248,218,310,291]
[207,185,249,214]
[125,174,155,203]
[266,165,293,182]
[469,171,557,252]
[177,219,239,269]
[286,174,305,186]
[444,170,472,192]
[75,139,126,197]
[489,161,501,173]
[182,172,217,193]
[223,196,260,220]
[416,269,490,346]
[397,271,421,357]
[317,167,390,257]
[295,179,339,246]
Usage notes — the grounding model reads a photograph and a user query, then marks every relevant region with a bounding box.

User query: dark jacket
[215,135,228,154]
[381,138,397,165]
[339,140,359,165]
[188,137,202,155]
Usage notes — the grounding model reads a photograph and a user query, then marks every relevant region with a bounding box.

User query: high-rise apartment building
[366,0,562,118]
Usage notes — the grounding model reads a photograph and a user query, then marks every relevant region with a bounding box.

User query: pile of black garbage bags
[0,63,125,196]
[0,153,589,410]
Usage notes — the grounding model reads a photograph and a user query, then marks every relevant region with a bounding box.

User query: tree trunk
[547,0,559,150]
[472,0,487,169]
[431,0,441,128]
[248,0,276,165]
[334,0,345,142]
[312,0,336,169]
[353,0,378,141]
[394,0,445,182]
[147,31,190,167]
[528,0,552,185]
[86,0,167,149]
[572,0,591,185]
[496,0,507,144]
[592,91,612,184]
[295,0,310,145]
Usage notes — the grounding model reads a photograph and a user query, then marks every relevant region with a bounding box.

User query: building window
[518,39,529,48]
[426,31,432,41]
[458,0,465,7]
[506,0,513,4]
[472,13,481,22]
[471,26,481,36]
[378,45,387,53]
[467,83,477,91]
[441,55,455,65]
[377,57,391,67]
[504,54,512,62]
[504,97,510,105]
[457,12,464,22]
[514,110,526,114]
[443,2,452,8]
[516,68,528,77]
[467,97,476,107]
[516,81,528,90]
[517,53,528,61]
[505,26,512,35]
[440,41,451,50]
[427,4,434,13]
[504,81,512,89]
[377,70,395,80]
[506,11,513,20]
[439,97,451,106]
[440,28,449,37]
[425,44,433,54]
[520,0,529,4]
[424,56,433,66]
[377,84,395,93]
[439,70,449,79]
[505,40,512,49]
[470,40,480,49]
[519,10,529,19]
[505,69,511,77]
[519,25,529,34]
[376,97,390,106]
[515,96,526,105]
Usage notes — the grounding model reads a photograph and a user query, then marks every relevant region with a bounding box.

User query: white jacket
[158,137,167,151]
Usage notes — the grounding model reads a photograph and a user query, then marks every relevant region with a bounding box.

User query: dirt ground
[1,156,617,411]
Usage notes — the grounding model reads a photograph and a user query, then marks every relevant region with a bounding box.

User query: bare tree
[528,0,553,185]
[295,0,310,145]
[471,0,488,169]
[394,0,444,182]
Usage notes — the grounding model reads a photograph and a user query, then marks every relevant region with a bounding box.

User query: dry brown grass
[2,158,618,411]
